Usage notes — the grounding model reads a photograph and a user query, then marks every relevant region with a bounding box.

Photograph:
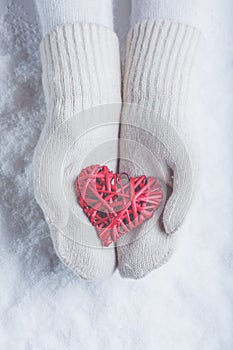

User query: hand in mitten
[33,23,121,279]
[117,21,202,278]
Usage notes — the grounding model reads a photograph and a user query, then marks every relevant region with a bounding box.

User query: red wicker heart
[76,165,163,247]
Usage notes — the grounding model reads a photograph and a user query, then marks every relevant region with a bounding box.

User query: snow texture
[0,0,233,349]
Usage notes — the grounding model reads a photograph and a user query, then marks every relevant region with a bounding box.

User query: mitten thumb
[163,141,195,234]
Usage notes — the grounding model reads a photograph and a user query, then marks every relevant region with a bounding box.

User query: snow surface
[0,1,233,349]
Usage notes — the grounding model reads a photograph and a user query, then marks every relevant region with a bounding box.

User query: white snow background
[0,0,232,349]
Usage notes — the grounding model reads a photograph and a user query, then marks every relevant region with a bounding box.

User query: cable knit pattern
[33,23,121,279]
[117,20,202,279]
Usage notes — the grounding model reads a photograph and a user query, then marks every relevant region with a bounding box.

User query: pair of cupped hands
[32,22,199,279]
[33,102,195,279]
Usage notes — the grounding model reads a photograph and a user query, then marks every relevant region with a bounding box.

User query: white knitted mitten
[33,23,121,279]
[117,20,202,278]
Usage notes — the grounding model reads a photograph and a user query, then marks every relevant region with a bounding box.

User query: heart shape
[76,165,163,247]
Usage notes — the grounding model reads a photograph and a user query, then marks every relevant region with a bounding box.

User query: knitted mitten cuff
[40,22,121,120]
[124,20,202,128]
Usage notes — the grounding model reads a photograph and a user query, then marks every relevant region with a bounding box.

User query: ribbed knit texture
[40,23,121,120]
[124,20,201,127]
[33,23,121,279]
[36,0,114,36]
[117,20,202,279]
